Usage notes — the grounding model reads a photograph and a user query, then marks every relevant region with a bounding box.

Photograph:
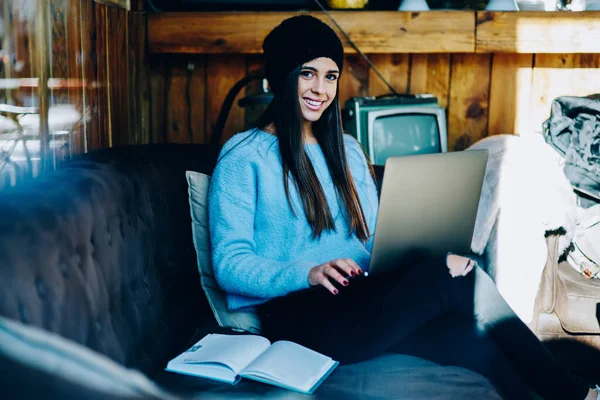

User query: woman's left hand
[446,254,475,278]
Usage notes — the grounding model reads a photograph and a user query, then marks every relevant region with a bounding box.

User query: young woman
[208,15,598,400]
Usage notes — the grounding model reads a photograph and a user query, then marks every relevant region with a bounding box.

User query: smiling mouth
[303,98,325,111]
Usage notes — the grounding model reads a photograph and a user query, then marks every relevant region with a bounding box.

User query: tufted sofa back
[0,144,221,375]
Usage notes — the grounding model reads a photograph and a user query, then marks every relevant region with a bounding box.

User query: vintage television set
[342,95,448,165]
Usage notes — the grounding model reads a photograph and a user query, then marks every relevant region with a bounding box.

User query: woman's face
[297,57,340,123]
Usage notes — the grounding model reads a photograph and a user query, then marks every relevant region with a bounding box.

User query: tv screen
[372,113,441,165]
[342,95,448,166]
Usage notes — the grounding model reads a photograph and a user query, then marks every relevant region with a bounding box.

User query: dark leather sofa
[0,144,501,399]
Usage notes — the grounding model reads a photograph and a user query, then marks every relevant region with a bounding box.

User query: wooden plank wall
[149,53,600,150]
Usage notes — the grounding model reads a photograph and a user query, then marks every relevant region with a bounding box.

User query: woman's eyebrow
[301,66,340,74]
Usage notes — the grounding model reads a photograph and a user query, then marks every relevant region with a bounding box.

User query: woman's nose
[311,78,326,94]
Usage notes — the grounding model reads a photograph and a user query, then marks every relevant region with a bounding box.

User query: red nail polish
[358,269,363,274]
[343,280,349,286]
[350,271,356,276]
[334,289,339,295]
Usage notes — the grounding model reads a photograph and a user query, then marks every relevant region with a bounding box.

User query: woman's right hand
[308,258,363,295]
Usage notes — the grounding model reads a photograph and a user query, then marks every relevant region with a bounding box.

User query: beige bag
[532,234,600,345]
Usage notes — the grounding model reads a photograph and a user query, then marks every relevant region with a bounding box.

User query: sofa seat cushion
[155,353,501,399]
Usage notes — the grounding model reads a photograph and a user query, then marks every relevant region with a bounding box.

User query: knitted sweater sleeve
[208,145,315,299]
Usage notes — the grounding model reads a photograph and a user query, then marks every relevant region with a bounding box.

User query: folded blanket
[468,133,578,324]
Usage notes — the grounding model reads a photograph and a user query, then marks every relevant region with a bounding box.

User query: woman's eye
[326,74,338,81]
[300,70,314,78]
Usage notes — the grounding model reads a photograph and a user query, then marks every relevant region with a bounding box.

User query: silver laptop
[368,149,488,276]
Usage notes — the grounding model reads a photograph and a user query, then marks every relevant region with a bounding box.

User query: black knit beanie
[262,15,344,95]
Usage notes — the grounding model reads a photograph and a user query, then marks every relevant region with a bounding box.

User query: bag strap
[538,234,560,314]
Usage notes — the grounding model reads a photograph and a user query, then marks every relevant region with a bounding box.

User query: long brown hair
[257,65,371,242]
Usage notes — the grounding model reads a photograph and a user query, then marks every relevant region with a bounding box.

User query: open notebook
[165,334,339,395]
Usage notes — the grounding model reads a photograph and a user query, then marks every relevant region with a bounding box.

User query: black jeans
[257,256,589,400]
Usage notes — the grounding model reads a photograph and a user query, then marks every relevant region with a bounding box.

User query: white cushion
[0,115,19,133]
[186,171,261,333]
[18,105,82,132]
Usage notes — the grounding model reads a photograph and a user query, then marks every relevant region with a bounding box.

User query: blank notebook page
[242,341,334,390]
[183,334,271,374]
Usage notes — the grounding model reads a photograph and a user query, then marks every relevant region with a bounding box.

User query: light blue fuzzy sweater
[208,129,379,310]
